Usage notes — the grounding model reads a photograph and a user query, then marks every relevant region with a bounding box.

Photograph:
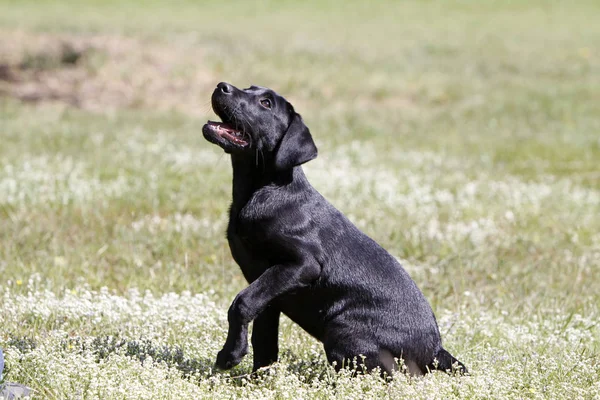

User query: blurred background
[1,0,598,294]
[2,0,600,325]
[0,1,599,397]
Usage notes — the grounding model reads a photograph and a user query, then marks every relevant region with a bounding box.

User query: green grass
[1,0,599,398]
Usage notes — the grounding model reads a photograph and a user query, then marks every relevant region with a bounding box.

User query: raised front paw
[215,341,248,370]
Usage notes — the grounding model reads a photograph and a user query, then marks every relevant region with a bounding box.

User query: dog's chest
[227,213,271,283]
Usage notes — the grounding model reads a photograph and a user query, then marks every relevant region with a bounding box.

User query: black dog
[203,82,466,376]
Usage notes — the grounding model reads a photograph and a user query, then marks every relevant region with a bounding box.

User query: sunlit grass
[1,0,599,398]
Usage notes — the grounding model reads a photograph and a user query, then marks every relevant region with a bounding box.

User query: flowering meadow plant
[1,0,600,398]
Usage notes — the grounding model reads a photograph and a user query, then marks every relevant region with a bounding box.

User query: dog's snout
[217,82,233,94]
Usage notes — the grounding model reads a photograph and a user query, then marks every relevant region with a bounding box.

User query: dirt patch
[0,30,419,117]
[0,30,217,115]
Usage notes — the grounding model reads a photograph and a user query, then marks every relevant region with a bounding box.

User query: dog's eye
[260,98,272,109]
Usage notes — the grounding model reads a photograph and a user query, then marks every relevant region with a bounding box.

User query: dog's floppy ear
[274,113,318,171]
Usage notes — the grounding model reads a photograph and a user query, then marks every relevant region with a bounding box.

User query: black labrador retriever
[203,82,467,376]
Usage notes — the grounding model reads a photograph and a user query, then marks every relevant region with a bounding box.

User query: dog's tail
[427,348,468,375]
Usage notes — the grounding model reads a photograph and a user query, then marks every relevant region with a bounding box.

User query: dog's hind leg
[324,335,398,377]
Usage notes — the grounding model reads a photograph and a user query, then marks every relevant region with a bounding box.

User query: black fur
[202,82,467,376]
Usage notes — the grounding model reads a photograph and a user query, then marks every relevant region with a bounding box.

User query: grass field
[1,0,599,398]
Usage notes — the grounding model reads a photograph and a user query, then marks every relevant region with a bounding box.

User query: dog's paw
[215,343,248,370]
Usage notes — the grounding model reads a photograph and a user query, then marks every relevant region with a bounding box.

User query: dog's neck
[230,154,307,209]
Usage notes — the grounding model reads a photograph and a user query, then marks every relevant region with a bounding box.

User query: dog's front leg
[251,306,280,371]
[215,259,320,370]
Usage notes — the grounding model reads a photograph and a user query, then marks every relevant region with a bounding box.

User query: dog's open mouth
[205,121,249,147]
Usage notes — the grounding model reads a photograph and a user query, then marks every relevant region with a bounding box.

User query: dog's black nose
[217,82,233,94]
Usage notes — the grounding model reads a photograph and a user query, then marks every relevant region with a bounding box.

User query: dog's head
[203,82,317,170]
